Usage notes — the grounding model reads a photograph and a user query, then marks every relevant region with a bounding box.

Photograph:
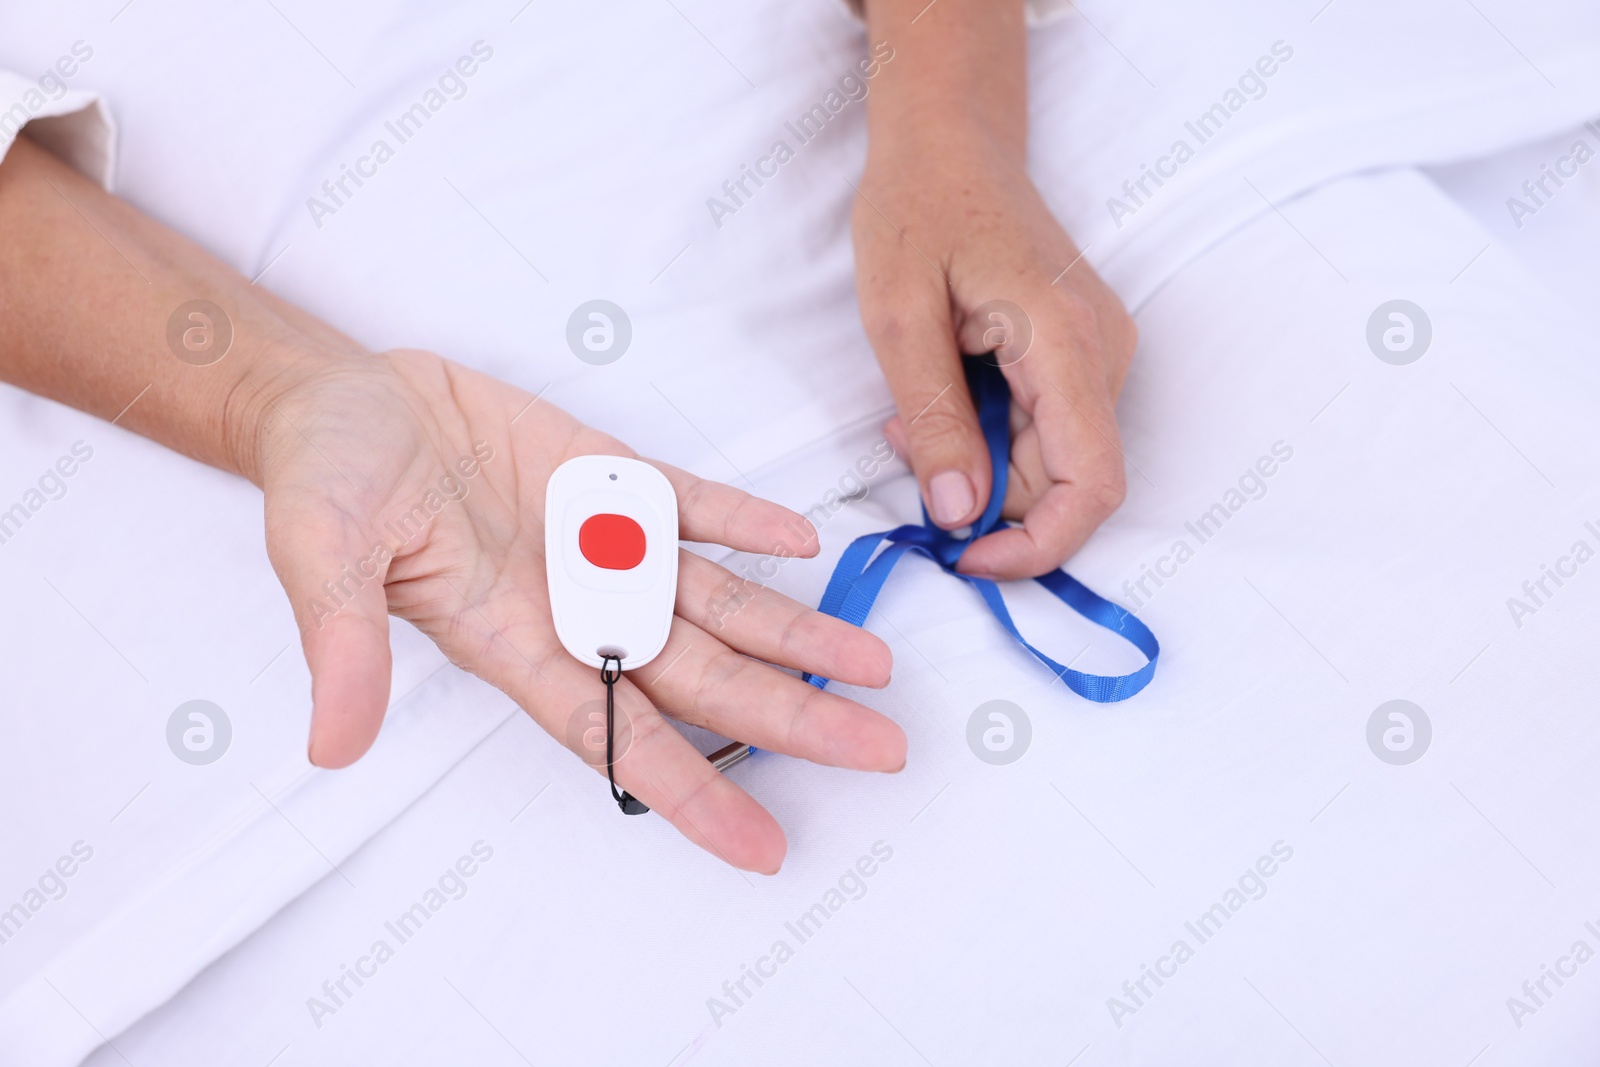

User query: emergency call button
[579,513,647,570]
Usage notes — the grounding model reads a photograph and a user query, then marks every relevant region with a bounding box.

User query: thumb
[861,279,991,529]
[266,509,393,768]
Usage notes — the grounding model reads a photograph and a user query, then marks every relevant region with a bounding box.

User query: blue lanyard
[804,357,1159,702]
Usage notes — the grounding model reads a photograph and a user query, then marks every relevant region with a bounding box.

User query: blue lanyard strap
[803,357,1159,702]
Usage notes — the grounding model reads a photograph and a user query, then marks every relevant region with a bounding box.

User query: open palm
[256,349,905,873]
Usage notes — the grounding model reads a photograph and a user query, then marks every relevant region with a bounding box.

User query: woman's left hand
[853,136,1139,580]
[852,0,1139,580]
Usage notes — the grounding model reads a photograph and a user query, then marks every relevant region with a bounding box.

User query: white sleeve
[842,0,1071,26]
[0,67,116,189]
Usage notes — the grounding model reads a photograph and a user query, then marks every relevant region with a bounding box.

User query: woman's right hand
[0,129,903,875]
[255,347,906,874]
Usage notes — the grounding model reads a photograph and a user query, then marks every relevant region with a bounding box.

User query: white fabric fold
[0,63,114,187]
[85,162,1600,1066]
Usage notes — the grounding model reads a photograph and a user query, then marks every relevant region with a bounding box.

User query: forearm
[0,133,355,485]
[861,0,1028,165]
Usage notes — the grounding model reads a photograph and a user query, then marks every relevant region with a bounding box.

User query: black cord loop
[601,654,647,815]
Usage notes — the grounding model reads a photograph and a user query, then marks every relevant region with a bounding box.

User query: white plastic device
[544,455,679,670]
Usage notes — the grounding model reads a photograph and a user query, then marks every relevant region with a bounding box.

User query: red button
[579,513,647,570]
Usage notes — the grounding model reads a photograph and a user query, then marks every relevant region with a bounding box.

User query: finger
[265,499,393,768]
[503,639,786,873]
[634,618,907,773]
[932,401,1050,523]
[882,414,908,461]
[430,584,787,874]
[857,261,991,529]
[608,675,787,875]
[996,410,1050,519]
[651,460,819,558]
[676,551,892,688]
[957,373,1126,580]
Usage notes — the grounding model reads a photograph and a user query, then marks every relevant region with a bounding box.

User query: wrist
[861,0,1029,167]
[865,112,1026,178]
[225,329,363,487]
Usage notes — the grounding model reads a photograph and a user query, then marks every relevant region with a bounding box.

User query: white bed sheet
[87,166,1600,1066]
[1,0,1599,1063]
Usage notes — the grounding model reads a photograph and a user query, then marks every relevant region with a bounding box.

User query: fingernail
[929,471,974,526]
